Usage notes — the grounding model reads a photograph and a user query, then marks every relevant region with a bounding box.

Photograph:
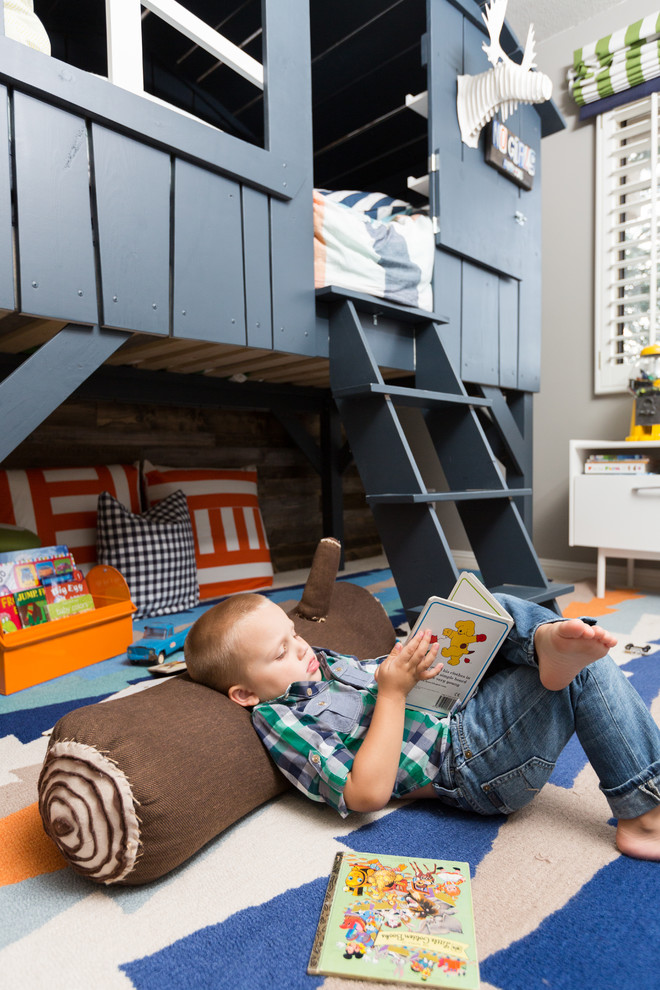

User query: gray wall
[533,1,654,571]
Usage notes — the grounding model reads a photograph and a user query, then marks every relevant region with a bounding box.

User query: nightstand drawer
[572,475,660,551]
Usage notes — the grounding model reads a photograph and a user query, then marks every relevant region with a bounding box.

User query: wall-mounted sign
[485,119,536,190]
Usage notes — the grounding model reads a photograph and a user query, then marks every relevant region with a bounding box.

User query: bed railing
[105,0,263,109]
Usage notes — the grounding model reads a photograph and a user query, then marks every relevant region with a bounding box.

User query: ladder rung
[333,383,492,409]
[367,489,532,504]
[407,581,574,621]
[488,582,575,603]
[316,285,449,325]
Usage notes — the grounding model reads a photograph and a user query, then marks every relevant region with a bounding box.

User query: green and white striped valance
[568,10,660,106]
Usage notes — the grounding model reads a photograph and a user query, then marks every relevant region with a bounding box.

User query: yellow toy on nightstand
[627,343,660,441]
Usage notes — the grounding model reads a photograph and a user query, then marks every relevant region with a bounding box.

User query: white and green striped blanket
[568,11,660,106]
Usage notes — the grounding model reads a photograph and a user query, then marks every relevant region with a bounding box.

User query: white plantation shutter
[595,94,660,393]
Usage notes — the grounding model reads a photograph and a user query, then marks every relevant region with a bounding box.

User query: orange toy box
[0,565,136,694]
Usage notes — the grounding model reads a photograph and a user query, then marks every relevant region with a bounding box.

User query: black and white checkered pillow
[96,489,199,619]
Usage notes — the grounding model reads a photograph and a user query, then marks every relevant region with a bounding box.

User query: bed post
[262,0,316,355]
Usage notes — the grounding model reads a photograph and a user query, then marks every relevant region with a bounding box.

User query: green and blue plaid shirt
[251,649,451,817]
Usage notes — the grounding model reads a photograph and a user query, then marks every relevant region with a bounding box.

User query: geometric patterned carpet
[1,569,659,990]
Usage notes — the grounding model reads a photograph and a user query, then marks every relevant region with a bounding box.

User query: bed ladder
[324,289,572,617]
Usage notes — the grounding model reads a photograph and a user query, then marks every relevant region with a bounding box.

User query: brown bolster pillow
[38,539,397,886]
[38,673,290,885]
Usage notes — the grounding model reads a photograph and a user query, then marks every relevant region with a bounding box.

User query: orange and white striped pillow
[143,462,273,600]
[0,465,141,573]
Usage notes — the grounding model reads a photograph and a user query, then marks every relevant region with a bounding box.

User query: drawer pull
[632,486,660,495]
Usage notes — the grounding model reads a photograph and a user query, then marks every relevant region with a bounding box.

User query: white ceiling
[505,0,630,43]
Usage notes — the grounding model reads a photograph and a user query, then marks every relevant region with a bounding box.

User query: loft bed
[0,0,569,614]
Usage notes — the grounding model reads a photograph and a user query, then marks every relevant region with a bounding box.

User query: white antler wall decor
[456,0,552,149]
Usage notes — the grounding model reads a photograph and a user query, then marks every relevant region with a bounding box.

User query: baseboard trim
[451,551,660,594]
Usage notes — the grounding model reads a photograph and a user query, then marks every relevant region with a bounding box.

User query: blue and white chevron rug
[1,570,659,990]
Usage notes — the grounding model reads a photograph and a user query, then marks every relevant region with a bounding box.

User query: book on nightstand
[404,572,513,718]
[584,454,654,474]
[308,850,479,988]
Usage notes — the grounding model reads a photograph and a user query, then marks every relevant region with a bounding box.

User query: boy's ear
[227,684,260,708]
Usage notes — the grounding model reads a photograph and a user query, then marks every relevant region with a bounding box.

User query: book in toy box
[44,573,95,621]
[0,545,74,595]
[0,594,21,634]
[14,586,49,627]
[0,546,95,628]
[309,851,479,988]
[404,572,513,717]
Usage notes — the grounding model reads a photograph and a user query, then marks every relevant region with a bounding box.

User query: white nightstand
[569,439,660,598]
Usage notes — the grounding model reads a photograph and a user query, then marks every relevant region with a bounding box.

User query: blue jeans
[432,595,660,820]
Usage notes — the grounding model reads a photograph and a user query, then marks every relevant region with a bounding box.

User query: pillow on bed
[0,465,141,572]
[143,462,273,600]
[96,489,199,619]
[3,0,51,54]
[313,190,435,311]
[315,188,414,221]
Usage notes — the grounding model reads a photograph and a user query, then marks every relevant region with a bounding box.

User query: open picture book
[404,572,513,717]
[309,850,479,988]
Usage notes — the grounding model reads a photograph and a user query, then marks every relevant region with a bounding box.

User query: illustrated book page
[308,850,479,988]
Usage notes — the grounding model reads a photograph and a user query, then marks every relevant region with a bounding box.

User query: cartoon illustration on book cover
[438,620,487,665]
[404,573,514,717]
[309,851,480,988]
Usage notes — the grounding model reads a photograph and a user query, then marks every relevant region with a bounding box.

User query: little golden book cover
[308,851,479,988]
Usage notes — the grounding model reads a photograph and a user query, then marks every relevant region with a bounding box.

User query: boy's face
[228,599,322,706]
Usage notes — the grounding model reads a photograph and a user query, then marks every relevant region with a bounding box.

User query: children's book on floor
[405,571,513,717]
[308,850,479,988]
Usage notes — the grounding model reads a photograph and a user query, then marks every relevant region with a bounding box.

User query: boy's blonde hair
[184,593,269,694]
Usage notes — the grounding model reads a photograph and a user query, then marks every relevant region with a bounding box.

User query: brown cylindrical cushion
[39,673,289,885]
[38,538,397,886]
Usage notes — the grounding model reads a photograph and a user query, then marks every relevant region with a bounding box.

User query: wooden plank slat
[92,125,170,334]
[13,93,98,324]
[162,343,265,374]
[242,186,273,349]
[461,263,499,385]
[105,336,220,365]
[173,160,246,344]
[0,86,14,311]
[0,318,65,352]
[499,275,519,389]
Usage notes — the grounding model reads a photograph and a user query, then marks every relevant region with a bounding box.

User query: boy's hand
[375,629,442,699]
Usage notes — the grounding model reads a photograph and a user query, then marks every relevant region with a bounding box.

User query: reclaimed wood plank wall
[2,398,382,573]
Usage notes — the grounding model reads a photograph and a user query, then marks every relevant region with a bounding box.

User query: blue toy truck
[127,623,190,665]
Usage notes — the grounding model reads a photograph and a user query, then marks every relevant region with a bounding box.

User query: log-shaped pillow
[38,673,290,885]
[38,538,397,885]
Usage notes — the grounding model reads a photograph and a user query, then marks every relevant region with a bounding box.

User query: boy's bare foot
[616,804,660,860]
[534,619,617,691]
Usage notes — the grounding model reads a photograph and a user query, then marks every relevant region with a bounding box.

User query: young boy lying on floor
[184,592,660,860]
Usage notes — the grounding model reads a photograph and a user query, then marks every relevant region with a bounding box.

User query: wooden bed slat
[0,318,66,352]
[171,346,272,375]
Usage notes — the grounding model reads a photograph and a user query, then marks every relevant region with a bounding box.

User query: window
[595,94,660,393]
